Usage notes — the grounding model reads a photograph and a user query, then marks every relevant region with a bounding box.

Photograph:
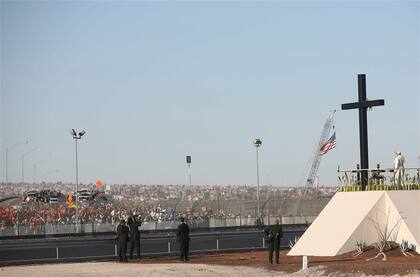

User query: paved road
[0,196,21,207]
[0,226,306,266]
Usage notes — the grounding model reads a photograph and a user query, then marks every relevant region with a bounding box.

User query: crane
[305,110,336,188]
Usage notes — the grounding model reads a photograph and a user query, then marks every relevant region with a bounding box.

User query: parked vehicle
[49,197,59,204]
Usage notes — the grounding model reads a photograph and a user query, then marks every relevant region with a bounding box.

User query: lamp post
[33,160,45,183]
[5,141,29,183]
[186,155,192,188]
[253,138,262,221]
[261,195,272,225]
[174,197,182,219]
[70,129,86,233]
[22,148,39,184]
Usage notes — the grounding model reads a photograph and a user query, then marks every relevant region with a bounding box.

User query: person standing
[176,217,190,262]
[264,219,283,264]
[394,151,406,185]
[127,215,142,260]
[116,219,129,262]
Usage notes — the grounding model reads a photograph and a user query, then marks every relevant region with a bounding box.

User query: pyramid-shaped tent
[288,191,420,256]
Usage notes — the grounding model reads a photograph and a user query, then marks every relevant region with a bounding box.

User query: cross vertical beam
[341,74,384,191]
[358,74,369,189]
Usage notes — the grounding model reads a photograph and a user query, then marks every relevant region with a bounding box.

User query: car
[79,192,90,201]
[49,197,59,204]
[25,190,38,202]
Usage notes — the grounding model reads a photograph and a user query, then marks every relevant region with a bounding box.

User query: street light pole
[256,148,260,217]
[6,149,8,183]
[22,148,39,184]
[70,129,85,233]
[33,161,44,183]
[188,165,192,188]
[21,155,24,183]
[75,137,79,231]
[253,139,262,221]
[186,156,192,188]
[5,141,29,183]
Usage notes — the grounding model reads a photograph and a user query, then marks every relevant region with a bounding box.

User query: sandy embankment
[1,262,420,277]
[1,262,287,277]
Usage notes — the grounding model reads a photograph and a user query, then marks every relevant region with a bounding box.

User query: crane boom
[305,110,336,188]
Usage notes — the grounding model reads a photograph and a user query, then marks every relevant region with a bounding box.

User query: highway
[0,196,21,207]
[0,225,306,266]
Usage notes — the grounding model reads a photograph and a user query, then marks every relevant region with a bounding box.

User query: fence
[0,214,316,237]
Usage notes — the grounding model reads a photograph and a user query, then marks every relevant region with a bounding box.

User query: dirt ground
[141,248,420,276]
[2,248,420,276]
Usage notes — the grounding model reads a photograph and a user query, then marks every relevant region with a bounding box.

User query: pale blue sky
[1,1,419,186]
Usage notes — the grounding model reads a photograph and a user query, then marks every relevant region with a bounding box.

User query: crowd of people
[0,200,214,233]
[0,183,335,236]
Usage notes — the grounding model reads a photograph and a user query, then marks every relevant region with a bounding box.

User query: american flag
[320,132,336,155]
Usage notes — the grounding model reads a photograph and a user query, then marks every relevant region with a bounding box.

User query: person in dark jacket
[176,217,190,262]
[127,215,142,260]
[264,219,283,264]
[116,219,129,262]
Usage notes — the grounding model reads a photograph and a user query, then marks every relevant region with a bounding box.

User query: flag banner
[67,194,73,203]
[320,132,336,155]
[95,180,103,187]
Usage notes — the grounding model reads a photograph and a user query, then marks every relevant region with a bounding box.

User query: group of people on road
[115,215,191,263]
[115,215,283,265]
[116,215,142,262]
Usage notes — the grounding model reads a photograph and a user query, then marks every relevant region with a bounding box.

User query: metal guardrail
[0,223,308,240]
[0,215,316,237]
[0,225,306,266]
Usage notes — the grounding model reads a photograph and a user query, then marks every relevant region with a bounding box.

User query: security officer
[116,219,129,262]
[264,218,283,264]
[176,217,190,262]
[127,215,142,260]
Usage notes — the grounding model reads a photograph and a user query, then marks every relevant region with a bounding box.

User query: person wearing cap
[116,219,129,262]
[394,151,406,185]
[176,217,190,262]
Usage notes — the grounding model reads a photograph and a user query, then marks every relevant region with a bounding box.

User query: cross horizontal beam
[338,167,420,173]
[341,99,385,110]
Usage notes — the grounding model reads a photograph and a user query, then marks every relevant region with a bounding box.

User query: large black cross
[341,74,384,191]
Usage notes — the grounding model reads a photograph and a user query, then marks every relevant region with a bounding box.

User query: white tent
[288,191,420,256]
